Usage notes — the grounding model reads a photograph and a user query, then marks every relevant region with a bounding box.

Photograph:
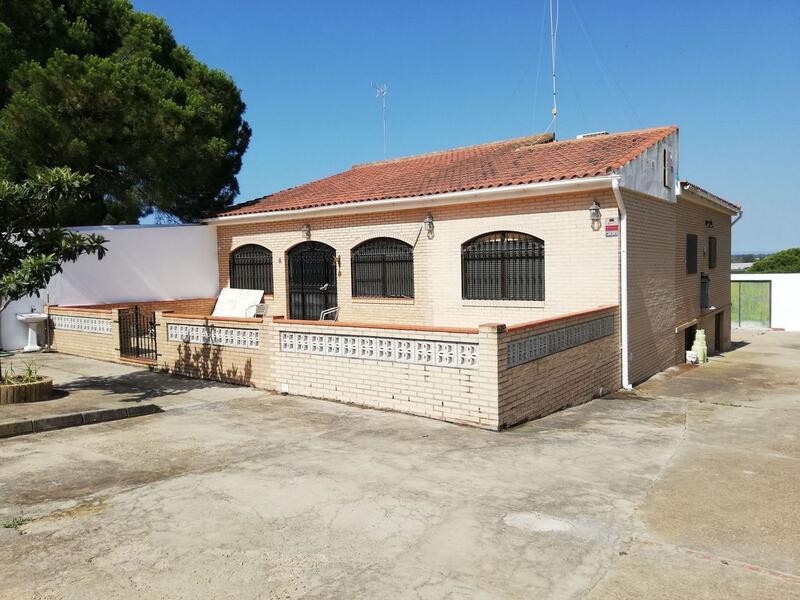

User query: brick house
[48,126,741,428]
[209,126,740,387]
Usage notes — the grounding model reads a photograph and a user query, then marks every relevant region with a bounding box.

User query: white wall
[618,131,679,203]
[1,224,219,350]
[731,273,800,331]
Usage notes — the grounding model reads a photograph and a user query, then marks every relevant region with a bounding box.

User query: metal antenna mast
[548,0,559,137]
[372,82,388,157]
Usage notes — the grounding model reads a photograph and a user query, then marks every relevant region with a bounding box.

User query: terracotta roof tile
[217,126,677,217]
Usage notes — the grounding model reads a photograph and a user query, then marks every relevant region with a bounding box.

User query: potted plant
[0,360,53,404]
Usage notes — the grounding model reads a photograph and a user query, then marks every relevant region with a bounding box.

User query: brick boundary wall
[266,317,497,429]
[75,298,218,315]
[46,300,218,365]
[155,312,268,387]
[47,306,119,363]
[495,305,621,427]
[45,301,622,431]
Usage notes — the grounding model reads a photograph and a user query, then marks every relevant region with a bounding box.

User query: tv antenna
[547,0,559,137]
[371,82,388,157]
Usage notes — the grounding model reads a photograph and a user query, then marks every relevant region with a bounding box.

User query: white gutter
[204,176,618,225]
[611,177,632,390]
[731,209,744,227]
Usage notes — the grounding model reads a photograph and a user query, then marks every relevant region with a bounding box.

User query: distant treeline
[732,253,770,263]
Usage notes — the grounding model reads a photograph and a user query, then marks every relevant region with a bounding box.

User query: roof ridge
[351,132,555,169]
[540,125,677,149]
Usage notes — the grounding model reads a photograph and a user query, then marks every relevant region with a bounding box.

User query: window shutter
[708,236,717,269]
[686,234,698,274]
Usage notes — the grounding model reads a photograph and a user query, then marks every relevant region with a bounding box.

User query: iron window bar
[230,244,274,294]
[461,231,544,301]
[351,237,414,298]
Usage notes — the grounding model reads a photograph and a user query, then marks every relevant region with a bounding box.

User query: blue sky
[133,0,799,253]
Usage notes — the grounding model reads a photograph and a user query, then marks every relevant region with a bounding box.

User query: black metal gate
[119,306,157,361]
[288,242,337,320]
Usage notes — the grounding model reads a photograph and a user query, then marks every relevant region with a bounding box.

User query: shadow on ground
[56,368,252,403]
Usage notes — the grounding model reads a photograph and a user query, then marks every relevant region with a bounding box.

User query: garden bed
[0,377,53,404]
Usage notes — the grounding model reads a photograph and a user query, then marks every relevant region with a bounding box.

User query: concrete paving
[0,331,798,599]
[0,351,264,424]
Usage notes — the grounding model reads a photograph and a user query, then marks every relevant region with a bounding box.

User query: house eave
[678,181,741,216]
[204,175,620,226]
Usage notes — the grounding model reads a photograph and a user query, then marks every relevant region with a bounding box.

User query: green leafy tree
[1,167,106,373]
[748,248,800,273]
[0,0,251,224]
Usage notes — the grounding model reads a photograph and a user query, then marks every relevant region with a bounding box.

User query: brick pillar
[110,308,121,363]
[477,323,506,431]
[154,311,167,370]
[256,315,274,390]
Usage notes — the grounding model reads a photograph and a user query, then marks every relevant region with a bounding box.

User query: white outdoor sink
[16,312,48,324]
[16,312,48,352]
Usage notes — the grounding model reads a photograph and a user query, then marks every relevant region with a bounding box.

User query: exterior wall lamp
[301,223,311,239]
[423,213,434,238]
[589,200,602,231]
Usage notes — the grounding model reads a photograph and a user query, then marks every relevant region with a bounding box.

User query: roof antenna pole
[548,0,559,138]
[372,82,389,158]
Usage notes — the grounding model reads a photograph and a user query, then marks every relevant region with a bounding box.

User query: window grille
[351,238,414,298]
[461,232,544,301]
[230,244,273,293]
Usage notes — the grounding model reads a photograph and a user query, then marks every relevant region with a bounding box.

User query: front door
[287,242,337,320]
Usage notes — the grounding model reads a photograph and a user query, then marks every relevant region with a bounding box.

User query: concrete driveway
[0,330,798,599]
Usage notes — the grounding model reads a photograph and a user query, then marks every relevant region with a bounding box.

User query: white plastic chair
[319,306,340,321]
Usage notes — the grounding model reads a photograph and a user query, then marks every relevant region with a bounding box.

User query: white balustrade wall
[279,331,478,369]
[167,323,260,348]
[50,315,113,335]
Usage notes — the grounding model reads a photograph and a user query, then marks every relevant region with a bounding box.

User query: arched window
[462,232,544,300]
[229,244,273,293]
[351,238,414,298]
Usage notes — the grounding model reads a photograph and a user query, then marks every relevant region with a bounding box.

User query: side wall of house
[215,191,621,329]
[674,195,733,357]
[624,191,678,384]
[626,189,734,382]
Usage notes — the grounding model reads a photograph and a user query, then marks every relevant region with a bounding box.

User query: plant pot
[0,377,53,404]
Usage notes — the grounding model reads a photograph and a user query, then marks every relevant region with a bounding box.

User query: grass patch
[2,516,32,529]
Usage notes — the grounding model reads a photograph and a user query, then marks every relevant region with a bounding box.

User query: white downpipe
[612,178,632,390]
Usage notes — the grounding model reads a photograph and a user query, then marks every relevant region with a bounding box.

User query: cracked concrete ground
[0,330,798,599]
